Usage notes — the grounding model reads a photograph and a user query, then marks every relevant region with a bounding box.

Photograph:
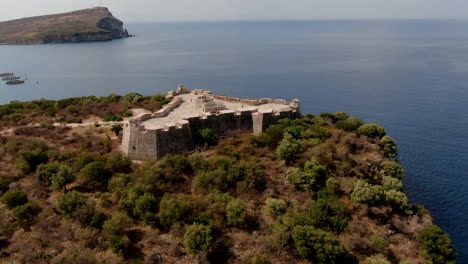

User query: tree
[380,161,405,179]
[265,197,287,217]
[158,194,191,230]
[292,225,353,263]
[357,123,386,138]
[420,225,456,263]
[286,168,314,192]
[276,133,302,163]
[111,124,123,136]
[277,118,308,138]
[226,198,246,226]
[350,180,385,206]
[380,136,398,158]
[58,190,86,215]
[1,191,28,209]
[183,224,213,254]
[251,255,272,264]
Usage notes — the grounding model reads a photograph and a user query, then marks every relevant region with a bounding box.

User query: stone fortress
[121,85,301,160]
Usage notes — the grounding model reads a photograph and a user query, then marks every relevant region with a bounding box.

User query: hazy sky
[2,0,468,22]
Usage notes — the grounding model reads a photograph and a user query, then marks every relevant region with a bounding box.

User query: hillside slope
[0,7,130,44]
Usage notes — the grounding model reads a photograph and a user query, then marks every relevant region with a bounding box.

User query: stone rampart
[121,89,301,160]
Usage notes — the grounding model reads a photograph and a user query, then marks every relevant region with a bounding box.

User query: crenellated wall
[121,89,301,160]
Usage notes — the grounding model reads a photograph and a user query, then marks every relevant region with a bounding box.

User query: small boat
[6,80,25,85]
[0,73,14,77]
[2,76,20,81]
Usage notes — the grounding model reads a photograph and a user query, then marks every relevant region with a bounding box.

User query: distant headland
[0,7,131,45]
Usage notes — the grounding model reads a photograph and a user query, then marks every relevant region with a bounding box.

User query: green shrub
[381,136,398,158]
[105,153,133,174]
[122,110,133,117]
[251,255,272,264]
[103,115,123,122]
[17,148,49,175]
[335,117,364,131]
[80,161,111,185]
[319,112,337,123]
[292,225,353,263]
[276,133,302,163]
[133,193,158,223]
[111,124,123,136]
[12,202,37,221]
[380,161,405,179]
[286,168,314,192]
[103,212,133,236]
[302,125,332,139]
[199,128,217,145]
[1,191,28,209]
[334,112,350,122]
[36,162,61,184]
[194,168,228,192]
[226,198,247,226]
[265,197,287,217]
[0,176,14,195]
[158,194,191,230]
[183,224,213,254]
[350,180,385,206]
[108,235,130,254]
[58,191,86,215]
[420,225,456,264]
[384,189,409,209]
[277,118,308,138]
[382,177,403,191]
[50,165,75,191]
[364,254,391,264]
[357,123,386,138]
[258,125,285,149]
[303,158,327,186]
[188,152,205,172]
[309,197,349,232]
[370,235,389,253]
[89,211,108,229]
[228,160,265,192]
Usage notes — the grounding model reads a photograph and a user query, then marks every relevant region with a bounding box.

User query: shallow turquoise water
[1,20,467,261]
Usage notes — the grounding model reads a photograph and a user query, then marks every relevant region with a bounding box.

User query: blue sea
[1,20,467,261]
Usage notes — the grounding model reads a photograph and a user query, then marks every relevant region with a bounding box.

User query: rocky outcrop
[0,7,131,45]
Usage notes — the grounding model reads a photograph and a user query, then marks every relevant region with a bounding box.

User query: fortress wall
[154,122,193,159]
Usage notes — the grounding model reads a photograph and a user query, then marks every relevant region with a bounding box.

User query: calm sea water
[1,21,467,261]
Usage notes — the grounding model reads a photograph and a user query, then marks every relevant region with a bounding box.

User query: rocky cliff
[0,7,131,45]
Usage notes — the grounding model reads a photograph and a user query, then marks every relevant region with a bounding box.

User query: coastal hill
[0,90,455,263]
[0,7,130,44]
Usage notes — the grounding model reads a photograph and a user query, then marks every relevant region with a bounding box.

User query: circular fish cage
[2,76,20,81]
[6,80,25,85]
[0,73,14,77]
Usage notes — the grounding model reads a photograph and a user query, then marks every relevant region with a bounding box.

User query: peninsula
[0,7,131,45]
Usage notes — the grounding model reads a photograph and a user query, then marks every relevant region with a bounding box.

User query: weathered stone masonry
[121,87,300,160]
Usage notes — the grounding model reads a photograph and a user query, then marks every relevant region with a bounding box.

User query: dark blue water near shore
[1,20,467,261]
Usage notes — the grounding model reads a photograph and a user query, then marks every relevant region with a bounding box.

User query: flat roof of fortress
[142,92,291,129]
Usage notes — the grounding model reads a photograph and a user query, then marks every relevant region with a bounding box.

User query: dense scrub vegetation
[0,102,455,263]
[0,92,169,127]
